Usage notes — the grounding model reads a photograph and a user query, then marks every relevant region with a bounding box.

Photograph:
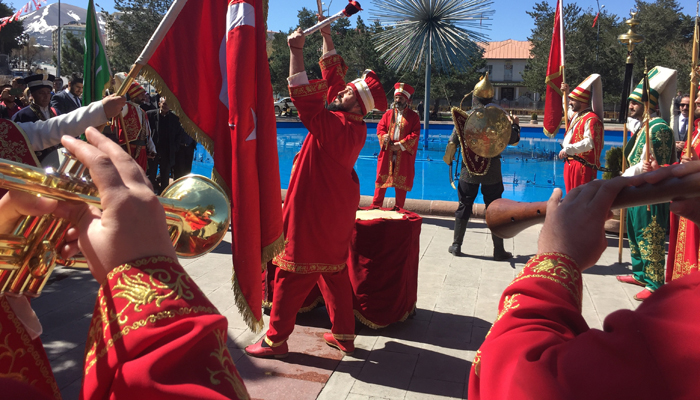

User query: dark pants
[455,180,504,220]
[148,154,171,195]
[174,143,196,179]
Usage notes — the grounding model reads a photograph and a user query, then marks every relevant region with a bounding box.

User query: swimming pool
[191,122,625,204]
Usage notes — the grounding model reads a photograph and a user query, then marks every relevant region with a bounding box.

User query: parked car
[274,97,296,116]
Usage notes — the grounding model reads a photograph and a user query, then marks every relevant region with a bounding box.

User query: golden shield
[463,104,512,158]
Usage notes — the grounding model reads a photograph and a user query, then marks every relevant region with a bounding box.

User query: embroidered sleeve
[469,253,588,398]
[81,256,250,400]
[319,54,348,103]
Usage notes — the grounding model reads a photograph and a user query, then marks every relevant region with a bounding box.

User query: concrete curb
[281,189,624,236]
[281,189,485,218]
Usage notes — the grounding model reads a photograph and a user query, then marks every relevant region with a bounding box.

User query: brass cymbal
[463,104,512,158]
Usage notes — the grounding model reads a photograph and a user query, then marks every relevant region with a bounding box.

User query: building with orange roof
[479,39,534,104]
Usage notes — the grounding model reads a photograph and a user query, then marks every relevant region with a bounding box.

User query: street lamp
[595,2,605,63]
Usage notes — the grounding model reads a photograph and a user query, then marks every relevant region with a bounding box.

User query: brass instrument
[0,150,231,297]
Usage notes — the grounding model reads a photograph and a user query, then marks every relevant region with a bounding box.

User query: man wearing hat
[559,75,605,192]
[12,73,62,168]
[617,66,677,301]
[246,21,387,359]
[114,81,156,172]
[372,82,421,209]
[444,73,520,260]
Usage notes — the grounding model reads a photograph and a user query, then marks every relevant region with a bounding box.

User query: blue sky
[7,0,696,42]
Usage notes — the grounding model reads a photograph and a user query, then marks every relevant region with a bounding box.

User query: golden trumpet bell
[0,154,231,297]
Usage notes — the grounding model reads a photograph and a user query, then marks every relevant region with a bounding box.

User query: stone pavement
[35,215,640,399]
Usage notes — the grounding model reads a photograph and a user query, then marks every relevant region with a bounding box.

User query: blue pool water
[190,123,625,204]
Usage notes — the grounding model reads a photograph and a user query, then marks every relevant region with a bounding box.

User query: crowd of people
[0,72,197,195]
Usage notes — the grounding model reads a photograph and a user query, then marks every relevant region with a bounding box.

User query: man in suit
[50,74,83,115]
[147,96,187,194]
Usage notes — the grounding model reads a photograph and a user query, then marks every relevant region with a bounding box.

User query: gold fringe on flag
[232,273,264,333]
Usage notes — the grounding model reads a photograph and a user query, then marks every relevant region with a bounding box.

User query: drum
[349,208,422,328]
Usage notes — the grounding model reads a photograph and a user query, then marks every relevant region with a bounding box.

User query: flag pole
[685,3,699,159]
[560,0,569,132]
[115,0,189,96]
[616,11,643,263]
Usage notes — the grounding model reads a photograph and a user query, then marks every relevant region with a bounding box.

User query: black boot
[492,234,512,261]
[448,218,468,256]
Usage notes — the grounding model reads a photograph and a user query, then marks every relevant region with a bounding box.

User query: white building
[480,40,535,104]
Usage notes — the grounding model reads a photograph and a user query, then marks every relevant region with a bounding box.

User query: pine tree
[104,0,174,73]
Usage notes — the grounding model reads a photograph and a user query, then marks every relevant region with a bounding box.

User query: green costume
[624,117,674,291]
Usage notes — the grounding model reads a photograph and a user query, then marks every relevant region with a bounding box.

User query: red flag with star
[141,0,283,332]
[543,0,565,137]
[224,0,284,332]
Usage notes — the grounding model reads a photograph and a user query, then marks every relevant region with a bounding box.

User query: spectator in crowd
[417,100,424,120]
[0,84,21,119]
[673,94,691,155]
[13,74,62,169]
[147,97,187,194]
[50,74,83,115]
[12,77,27,107]
[53,76,63,93]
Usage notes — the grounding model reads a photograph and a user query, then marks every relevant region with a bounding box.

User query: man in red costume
[372,82,421,209]
[245,21,387,358]
[559,75,605,192]
[667,88,700,281]
[0,128,250,399]
[468,161,700,399]
[115,81,155,172]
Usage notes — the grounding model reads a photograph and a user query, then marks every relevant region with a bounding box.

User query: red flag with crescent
[142,0,283,332]
[543,0,565,137]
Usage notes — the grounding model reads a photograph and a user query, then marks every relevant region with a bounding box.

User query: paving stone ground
[37,215,639,399]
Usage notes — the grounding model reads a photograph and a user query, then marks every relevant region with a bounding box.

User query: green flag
[82,0,111,104]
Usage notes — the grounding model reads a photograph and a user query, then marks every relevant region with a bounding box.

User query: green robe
[624,117,674,291]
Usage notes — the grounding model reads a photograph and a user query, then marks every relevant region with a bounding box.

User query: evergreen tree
[52,32,84,78]
[104,0,174,73]
[0,0,24,55]
[523,0,693,109]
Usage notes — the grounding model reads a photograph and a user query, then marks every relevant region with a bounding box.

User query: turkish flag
[142,0,283,332]
[543,0,565,137]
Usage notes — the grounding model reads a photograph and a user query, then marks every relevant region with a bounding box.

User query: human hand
[676,141,686,152]
[288,28,305,51]
[510,115,520,125]
[560,82,569,92]
[537,178,630,271]
[558,149,567,160]
[390,143,402,151]
[56,128,176,284]
[102,94,127,119]
[317,14,331,36]
[0,191,60,236]
[681,147,698,164]
[642,155,659,173]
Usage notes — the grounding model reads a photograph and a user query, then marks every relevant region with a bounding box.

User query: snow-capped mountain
[20,2,107,47]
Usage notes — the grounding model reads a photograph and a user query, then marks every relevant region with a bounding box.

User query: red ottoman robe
[562,110,604,192]
[469,252,700,399]
[274,54,366,273]
[667,127,700,282]
[116,102,151,172]
[374,107,421,191]
[0,257,250,400]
